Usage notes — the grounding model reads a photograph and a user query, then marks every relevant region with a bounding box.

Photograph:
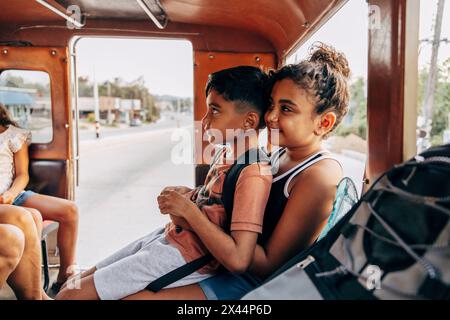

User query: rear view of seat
[27,160,67,291]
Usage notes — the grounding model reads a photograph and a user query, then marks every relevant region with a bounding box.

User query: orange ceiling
[0,0,346,54]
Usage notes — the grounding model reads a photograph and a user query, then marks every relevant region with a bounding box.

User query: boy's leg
[60,228,165,292]
[55,274,100,300]
[122,283,206,300]
[57,232,209,300]
[58,228,164,299]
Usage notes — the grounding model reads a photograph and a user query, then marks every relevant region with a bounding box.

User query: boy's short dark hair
[205,66,269,129]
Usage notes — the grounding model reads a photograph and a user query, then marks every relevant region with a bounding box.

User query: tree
[78,76,93,97]
[79,75,159,122]
[335,77,367,139]
[418,57,450,145]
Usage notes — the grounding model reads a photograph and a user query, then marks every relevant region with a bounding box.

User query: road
[75,114,194,267]
[74,114,366,268]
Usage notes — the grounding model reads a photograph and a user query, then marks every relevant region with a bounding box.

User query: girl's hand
[0,191,15,204]
[157,190,196,218]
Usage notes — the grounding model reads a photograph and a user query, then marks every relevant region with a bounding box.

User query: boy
[56,66,272,300]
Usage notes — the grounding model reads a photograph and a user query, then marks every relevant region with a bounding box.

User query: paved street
[76,114,194,267]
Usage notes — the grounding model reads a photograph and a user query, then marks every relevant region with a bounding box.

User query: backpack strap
[418,275,450,300]
[146,147,269,292]
[222,148,270,229]
[146,254,215,292]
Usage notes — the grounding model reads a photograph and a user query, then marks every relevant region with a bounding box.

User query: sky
[75,0,450,97]
[76,38,194,97]
[288,0,450,80]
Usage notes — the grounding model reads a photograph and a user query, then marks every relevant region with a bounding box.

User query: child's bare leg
[22,194,79,284]
[0,206,43,299]
[0,224,24,287]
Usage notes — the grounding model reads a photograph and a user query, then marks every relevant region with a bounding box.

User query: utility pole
[420,0,446,151]
[176,98,181,128]
[93,68,100,139]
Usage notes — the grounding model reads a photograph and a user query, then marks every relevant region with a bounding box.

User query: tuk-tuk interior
[0,0,431,299]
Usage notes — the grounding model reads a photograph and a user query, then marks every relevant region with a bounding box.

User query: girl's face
[265,78,322,148]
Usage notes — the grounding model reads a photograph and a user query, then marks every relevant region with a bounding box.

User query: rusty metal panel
[0,46,71,161]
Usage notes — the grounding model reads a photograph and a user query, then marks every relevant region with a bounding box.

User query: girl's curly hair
[268,42,351,138]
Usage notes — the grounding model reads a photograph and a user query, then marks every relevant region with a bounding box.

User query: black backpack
[244,144,450,300]
[146,147,269,292]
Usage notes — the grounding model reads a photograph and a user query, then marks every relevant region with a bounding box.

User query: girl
[119,42,352,300]
[0,104,79,291]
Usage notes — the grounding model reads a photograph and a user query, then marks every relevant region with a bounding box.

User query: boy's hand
[170,214,193,231]
[0,191,14,204]
[161,186,192,195]
[157,190,197,218]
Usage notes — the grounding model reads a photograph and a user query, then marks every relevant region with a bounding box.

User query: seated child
[0,104,79,290]
[56,66,272,300]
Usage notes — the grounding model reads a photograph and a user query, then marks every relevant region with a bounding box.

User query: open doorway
[73,37,194,268]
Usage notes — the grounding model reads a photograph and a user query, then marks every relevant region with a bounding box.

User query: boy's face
[202,89,249,144]
[265,79,319,148]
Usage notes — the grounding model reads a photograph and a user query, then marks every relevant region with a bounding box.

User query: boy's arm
[169,214,194,232]
[162,186,193,195]
[159,167,271,274]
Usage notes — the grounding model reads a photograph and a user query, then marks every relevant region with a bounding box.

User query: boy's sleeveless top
[258,148,342,245]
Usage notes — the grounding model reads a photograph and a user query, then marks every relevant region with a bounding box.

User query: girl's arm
[1,144,30,204]
[250,160,341,279]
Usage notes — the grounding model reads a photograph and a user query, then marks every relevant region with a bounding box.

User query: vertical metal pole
[93,68,100,138]
[420,0,446,150]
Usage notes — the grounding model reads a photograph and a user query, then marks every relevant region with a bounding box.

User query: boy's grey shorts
[93,227,213,300]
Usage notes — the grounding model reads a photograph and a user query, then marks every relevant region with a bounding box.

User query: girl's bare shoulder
[289,158,342,195]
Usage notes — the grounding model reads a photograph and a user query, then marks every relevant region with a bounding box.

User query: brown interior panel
[193,51,276,165]
[366,0,406,182]
[0,46,71,160]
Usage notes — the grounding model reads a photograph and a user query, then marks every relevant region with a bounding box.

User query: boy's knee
[55,286,80,300]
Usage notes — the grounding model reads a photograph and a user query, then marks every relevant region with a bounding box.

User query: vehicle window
[0,69,53,143]
[74,38,194,266]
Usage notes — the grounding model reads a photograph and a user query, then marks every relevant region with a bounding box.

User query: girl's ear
[314,112,337,136]
[244,111,260,130]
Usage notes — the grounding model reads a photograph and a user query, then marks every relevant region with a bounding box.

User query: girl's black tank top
[257,148,341,245]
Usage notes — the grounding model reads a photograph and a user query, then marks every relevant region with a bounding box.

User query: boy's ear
[314,112,336,136]
[244,112,260,130]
